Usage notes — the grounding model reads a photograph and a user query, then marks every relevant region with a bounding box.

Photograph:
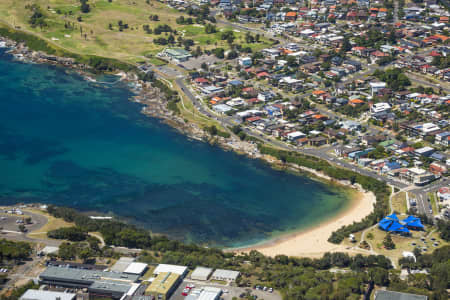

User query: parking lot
[170,279,281,300]
[178,54,222,70]
[0,209,47,232]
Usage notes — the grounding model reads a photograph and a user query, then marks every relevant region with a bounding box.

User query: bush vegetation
[256,144,390,243]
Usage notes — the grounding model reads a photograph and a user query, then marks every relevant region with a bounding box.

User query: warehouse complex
[36,261,240,300]
[39,266,140,299]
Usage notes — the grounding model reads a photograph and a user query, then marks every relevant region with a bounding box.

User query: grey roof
[211,269,240,280]
[111,257,135,272]
[191,267,213,279]
[41,266,139,282]
[20,289,76,300]
[375,290,427,300]
[90,279,134,294]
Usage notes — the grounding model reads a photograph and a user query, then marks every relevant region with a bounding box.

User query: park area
[0,0,271,64]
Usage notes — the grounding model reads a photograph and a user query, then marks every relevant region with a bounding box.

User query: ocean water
[0,49,351,247]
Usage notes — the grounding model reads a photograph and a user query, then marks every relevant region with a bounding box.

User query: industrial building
[211,269,240,281]
[111,257,136,272]
[197,287,222,300]
[153,264,188,277]
[145,272,181,300]
[39,266,140,299]
[124,262,148,275]
[20,290,76,300]
[190,267,213,281]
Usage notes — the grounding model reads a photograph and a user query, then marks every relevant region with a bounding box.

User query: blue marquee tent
[386,213,399,221]
[403,216,425,229]
[387,221,410,234]
[379,214,423,233]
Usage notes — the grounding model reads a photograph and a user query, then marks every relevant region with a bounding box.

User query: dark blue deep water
[0,49,351,247]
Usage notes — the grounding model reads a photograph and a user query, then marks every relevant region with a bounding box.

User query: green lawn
[0,0,272,64]
[149,57,167,66]
[392,192,407,214]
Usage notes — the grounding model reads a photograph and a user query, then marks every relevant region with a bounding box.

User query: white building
[420,123,440,135]
[369,82,387,96]
[286,131,306,141]
[153,264,188,277]
[371,102,391,114]
[191,267,213,281]
[124,262,148,275]
[198,287,222,300]
[20,290,76,300]
[211,269,240,281]
[238,57,252,67]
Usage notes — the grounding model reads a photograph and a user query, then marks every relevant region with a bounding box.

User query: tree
[205,23,217,34]
[18,224,26,233]
[383,233,395,250]
[79,247,93,263]
[168,35,175,45]
[80,0,90,13]
[341,37,352,53]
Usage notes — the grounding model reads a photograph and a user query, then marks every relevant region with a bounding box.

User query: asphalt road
[175,77,410,189]
[409,177,450,218]
[152,21,447,204]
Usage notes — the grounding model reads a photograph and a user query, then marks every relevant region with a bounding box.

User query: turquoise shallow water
[0,48,351,247]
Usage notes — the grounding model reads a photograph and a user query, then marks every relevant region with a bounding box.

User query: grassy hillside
[0,0,270,64]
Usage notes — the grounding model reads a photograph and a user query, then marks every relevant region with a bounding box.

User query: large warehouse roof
[191,267,213,280]
[20,290,76,300]
[40,266,140,283]
[212,269,240,280]
[153,264,188,276]
[197,287,222,300]
[146,272,180,294]
[124,262,148,275]
[111,257,135,272]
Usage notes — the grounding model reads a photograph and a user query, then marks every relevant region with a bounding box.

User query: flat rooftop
[40,266,140,283]
[146,272,180,294]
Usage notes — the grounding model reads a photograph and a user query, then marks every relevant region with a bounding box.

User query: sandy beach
[234,189,376,257]
[231,159,377,258]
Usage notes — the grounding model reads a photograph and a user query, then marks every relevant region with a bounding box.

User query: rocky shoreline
[0,35,260,159]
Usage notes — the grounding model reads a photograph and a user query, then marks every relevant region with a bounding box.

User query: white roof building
[371,102,391,114]
[198,287,222,300]
[20,290,76,300]
[286,131,306,141]
[369,82,387,96]
[421,123,440,134]
[211,269,240,281]
[153,264,188,277]
[124,262,148,275]
[191,267,213,281]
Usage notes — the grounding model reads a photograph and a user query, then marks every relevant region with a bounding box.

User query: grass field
[392,192,407,214]
[365,226,448,264]
[0,0,271,64]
